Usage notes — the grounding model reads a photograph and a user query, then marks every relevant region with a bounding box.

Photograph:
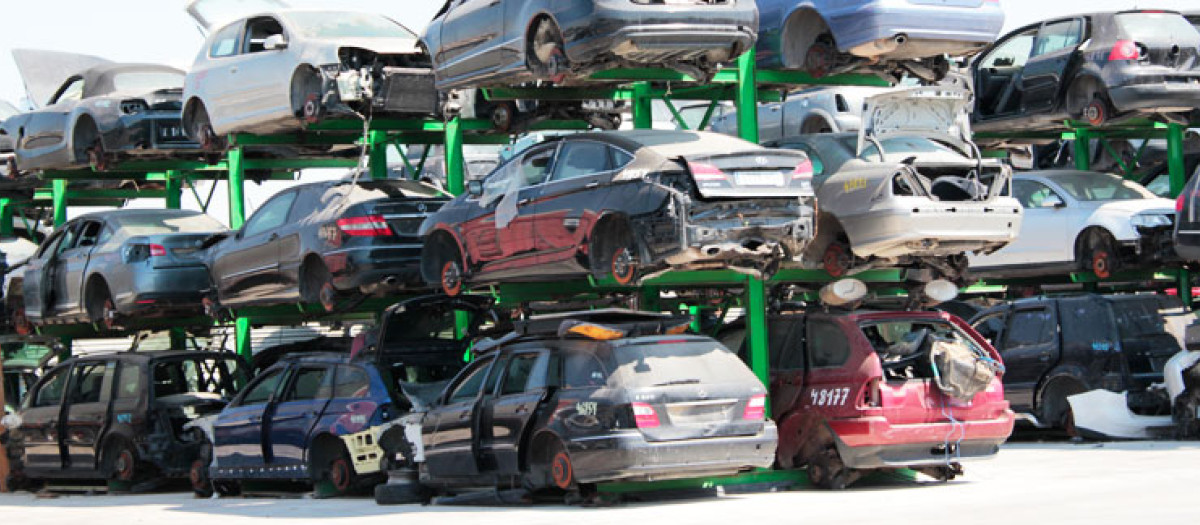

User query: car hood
[858,87,974,158]
[12,49,112,109]
[1084,199,1177,216]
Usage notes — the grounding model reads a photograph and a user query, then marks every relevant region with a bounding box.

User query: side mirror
[263,34,288,51]
[1042,195,1066,208]
[467,179,483,197]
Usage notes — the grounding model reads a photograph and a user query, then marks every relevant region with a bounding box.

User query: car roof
[277,352,353,365]
[60,350,236,365]
[77,64,185,98]
[71,208,207,223]
[579,130,761,157]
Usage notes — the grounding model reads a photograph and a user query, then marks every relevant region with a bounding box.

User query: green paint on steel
[52,179,68,227]
[1168,123,1191,308]
[697,99,720,131]
[164,171,182,210]
[445,116,465,196]
[1073,128,1091,171]
[589,68,700,82]
[746,277,770,404]
[598,468,808,494]
[0,199,12,238]
[235,318,252,361]
[227,147,247,229]
[661,98,690,131]
[632,82,653,130]
[735,49,760,144]
[369,130,390,181]
[713,68,890,87]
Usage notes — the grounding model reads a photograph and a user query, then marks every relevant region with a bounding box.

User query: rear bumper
[566,6,757,65]
[565,424,777,484]
[828,411,1014,469]
[119,266,212,316]
[840,202,1022,259]
[665,200,815,268]
[1108,75,1200,114]
[827,4,1002,58]
[323,245,425,292]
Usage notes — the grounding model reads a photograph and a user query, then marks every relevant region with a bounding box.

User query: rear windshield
[841,136,964,160]
[1116,13,1200,44]
[607,340,757,389]
[152,357,248,400]
[348,179,447,199]
[113,213,227,235]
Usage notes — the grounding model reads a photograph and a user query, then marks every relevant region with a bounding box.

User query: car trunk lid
[627,384,765,442]
[858,87,974,159]
[371,198,446,238]
[1114,11,1200,70]
[682,150,815,199]
[140,233,216,268]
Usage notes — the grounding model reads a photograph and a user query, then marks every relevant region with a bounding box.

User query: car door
[192,21,243,130]
[45,222,83,316]
[213,366,289,468]
[274,185,315,300]
[59,220,104,315]
[530,141,626,260]
[265,365,332,468]
[460,145,552,266]
[436,0,506,82]
[997,306,1059,411]
[22,230,67,320]
[212,190,299,305]
[973,27,1038,119]
[61,360,112,472]
[765,315,807,419]
[19,365,71,472]
[422,355,496,480]
[982,179,1072,266]
[232,15,295,119]
[481,349,549,476]
[1020,19,1085,114]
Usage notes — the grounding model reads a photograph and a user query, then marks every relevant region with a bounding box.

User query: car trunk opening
[371,297,489,409]
[608,339,766,442]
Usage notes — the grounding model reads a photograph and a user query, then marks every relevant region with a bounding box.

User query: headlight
[1131,214,1172,228]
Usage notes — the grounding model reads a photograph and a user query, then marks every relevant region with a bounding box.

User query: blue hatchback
[755,0,1004,82]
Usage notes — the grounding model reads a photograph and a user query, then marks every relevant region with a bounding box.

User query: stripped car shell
[770,87,1022,282]
[183,3,436,143]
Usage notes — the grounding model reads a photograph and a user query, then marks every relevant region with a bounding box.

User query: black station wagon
[418,310,777,496]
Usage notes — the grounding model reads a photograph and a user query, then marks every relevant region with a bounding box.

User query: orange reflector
[665,323,690,335]
[567,323,627,341]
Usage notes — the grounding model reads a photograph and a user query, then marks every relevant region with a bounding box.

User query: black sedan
[16,209,226,331]
[419,310,777,496]
[0,50,198,173]
[972,10,1200,138]
[204,179,448,314]
[419,130,816,295]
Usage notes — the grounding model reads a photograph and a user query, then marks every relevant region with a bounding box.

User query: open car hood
[857,87,974,158]
[12,49,111,109]
[186,0,290,30]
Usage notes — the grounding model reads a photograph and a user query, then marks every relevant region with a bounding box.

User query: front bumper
[113,112,199,153]
[1108,74,1200,114]
[840,202,1023,259]
[566,5,757,66]
[566,425,777,484]
[1119,225,1178,265]
[323,244,425,293]
[829,412,1014,469]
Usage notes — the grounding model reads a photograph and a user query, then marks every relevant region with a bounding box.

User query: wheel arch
[586,211,643,269]
[1034,371,1089,423]
[420,227,467,285]
[522,11,564,62]
[83,272,112,317]
[306,431,346,478]
[69,112,103,163]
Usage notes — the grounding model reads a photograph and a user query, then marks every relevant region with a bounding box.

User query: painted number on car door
[810,387,851,407]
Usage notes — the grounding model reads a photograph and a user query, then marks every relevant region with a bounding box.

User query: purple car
[755,0,1004,82]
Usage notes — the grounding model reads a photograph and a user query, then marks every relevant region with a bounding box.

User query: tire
[526,437,576,493]
[1040,379,1087,433]
[301,259,338,312]
[313,443,357,498]
[86,280,117,329]
[374,480,425,505]
[591,221,638,285]
[104,438,139,483]
[1078,229,1119,278]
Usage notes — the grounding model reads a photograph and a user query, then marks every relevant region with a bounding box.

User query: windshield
[608,340,758,389]
[152,357,248,399]
[1116,12,1200,44]
[112,71,185,93]
[113,213,227,235]
[287,11,415,39]
[1044,172,1155,201]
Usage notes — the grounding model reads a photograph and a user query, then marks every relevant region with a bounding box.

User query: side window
[971,313,1007,347]
[210,23,242,58]
[333,366,371,399]
[70,362,108,404]
[242,191,297,238]
[1005,309,1055,348]
[35,231,64,259]
[519,147,555,187]
[808,320,851,368]
[500,353,540,395]
[479,145,555,203]
[285,367,331,401]
[96,225,115,247]
[115,362,143,401]
[550,142,611,182]
[611,147,634,171]
[1012,180,1063,208]
[76,221,103,249]
[447,358,493,402]
[981,28,1037,69]
[53,78,85,105]
[564,352,609,388]
[288,187,322,222]
[1033,19,1082,57]
[244,17,285,54]
[33,368,69,407]
[239,368,286,406]
[55,223,81,255]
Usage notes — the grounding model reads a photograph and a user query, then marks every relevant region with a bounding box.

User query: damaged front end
[305,47,437,123]
[145,394,228,477]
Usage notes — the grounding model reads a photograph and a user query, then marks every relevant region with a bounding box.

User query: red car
[721,309,1014,489]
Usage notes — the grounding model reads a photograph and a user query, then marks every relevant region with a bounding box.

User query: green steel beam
[661,98,690,131]
[0,199,12,238]
[697,99,720,131]
[714,68,890,87]
[227,146,251,360]
[746,277,770,398]
[735,49,759,143]
[483,85,781,104]
[52,179,68,227]
[369,130,389,181]
[165,171,182,209]
[632,82,653,130]
[590,68,700,82]
[1168,123,1192,308]
[445,116,465,196]
[1074,128,1091,171]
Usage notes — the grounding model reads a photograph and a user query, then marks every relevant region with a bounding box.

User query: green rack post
[1073,128,1091,171]
[226,146,252,360]
[52,179,68,227]
[369,130,390,181]
[745,277,770,408]
[0,198,12,238]
[165,170,183,210]
[632,82,653,130]
[445,116,465,196]
[735,48,760,143]
[1168,123,1192,308]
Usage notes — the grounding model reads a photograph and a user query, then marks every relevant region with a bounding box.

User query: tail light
[863,378,882,408]
[687,161,727,181]
[337,215,392,236]
[149,244,167,257]
[631,402,660,428]
[1109,40,1141,61]
[1177,193,1185,213]
[742,394,766,420]
[120,99,148,114]
[792,159,814,178]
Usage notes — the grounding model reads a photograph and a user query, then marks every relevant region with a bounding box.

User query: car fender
[423,223,469,264]
[772,408,822,469]
[1034,366,1092,413]
[521,9,562,60]
[1083,211,1139,242]
[97,423,140,470]
[66,108,109,154]
[787,105,838,135]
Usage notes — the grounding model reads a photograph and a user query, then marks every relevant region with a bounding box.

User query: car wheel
[1067,79,1109,127]
[807,445,851,490]
[188,104,223,151]
[301,259,339,312]
[781,11,829,71]
[1078,229,1119,278]
[490,101,517,133]
[87,138,110,172]
[805,35,837,79]
[374,477,426,505]
[190,459,213,498]
[440,260,464,296]
[105,439,139,483]
[527,17,568,83]
[526,437,576,493]
[1040,378,1086,434]
[592,222,638,285]
[291,66,325,124]
[822,241,853,278]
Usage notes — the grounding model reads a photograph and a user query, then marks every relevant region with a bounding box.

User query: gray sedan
[16,209,227,331]
[421,0,759,90]
[183,5,436,148]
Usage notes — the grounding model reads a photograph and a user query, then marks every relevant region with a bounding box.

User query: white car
[969,170,1177,278]
[181,0,436,148]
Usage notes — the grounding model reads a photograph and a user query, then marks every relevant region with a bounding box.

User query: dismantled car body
[419,310,776,494]
[421,0,758,90]
[203,179,448,314]
[969,294,1178,432]
[0,50,198,173]
[419,130,816,295]
[4,351,248,486]
[969,170,1177,278]
[189,295,489,497]
[972,11,1200,139]
[768,88,1021,283]
[17,209,227,331]
[754,0,1004,82]
[712,86,894,142]
[183,3,436,146]
[720,309,1012,489]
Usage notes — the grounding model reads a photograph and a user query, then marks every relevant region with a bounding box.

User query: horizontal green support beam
[599,469,807,494]
[298,118,494,134]
[243,158,354,170]
[589,68,701,82]
[485,85,781,103]
[714,69,890,87]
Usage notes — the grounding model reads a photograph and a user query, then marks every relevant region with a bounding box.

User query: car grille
[665,399,736,425]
